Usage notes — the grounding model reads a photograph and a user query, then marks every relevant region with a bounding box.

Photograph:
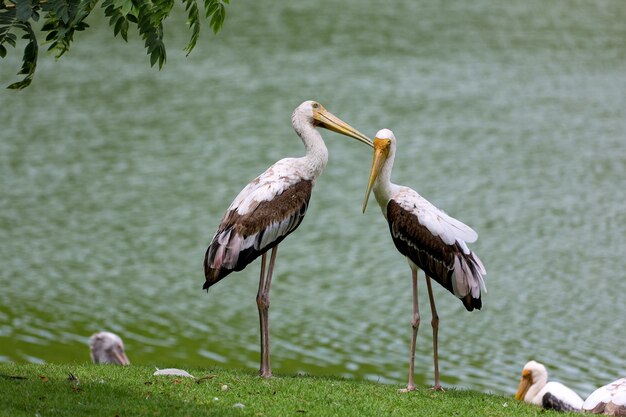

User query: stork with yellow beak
[515,360,584,412]
[362,129,486,391]
[204,101,372,377]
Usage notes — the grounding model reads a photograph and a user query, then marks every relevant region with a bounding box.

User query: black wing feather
[203,180,313,290]
[386,199,482,311]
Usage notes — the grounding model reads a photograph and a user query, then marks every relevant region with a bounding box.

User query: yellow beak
[362,138,390,213]
[514,374,532,401]
[314,108,372,148]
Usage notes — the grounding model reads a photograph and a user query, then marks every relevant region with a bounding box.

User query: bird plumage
[386,194,486,311]
[583,378,626,416]
[515,360,583,412]
[203,163,313,289]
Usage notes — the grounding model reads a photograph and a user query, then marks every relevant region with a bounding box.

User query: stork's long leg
[256,252,268,376]
[256,246,278,378]
[400,267,420,393]
[425,275,443,391]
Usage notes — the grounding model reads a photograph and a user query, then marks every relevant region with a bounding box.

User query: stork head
[362,128,395,213]
[89,331,130,365]
[292,100,372,147]
[515,360,548,401]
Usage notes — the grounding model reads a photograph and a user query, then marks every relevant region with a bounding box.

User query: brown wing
[386,199,482,311]
[203,179,313,290]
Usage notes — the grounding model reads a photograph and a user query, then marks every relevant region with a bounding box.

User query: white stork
[89,331,130,365]
[583,378,626,416]
[203,100,372,378]
[515,360,584,412]
[361,128,486,392]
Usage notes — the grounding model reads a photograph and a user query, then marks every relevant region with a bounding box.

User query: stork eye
[312,103,320,109]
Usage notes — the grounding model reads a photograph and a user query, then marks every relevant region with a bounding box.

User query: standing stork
[203,100,372,378]
[361,128,486,392]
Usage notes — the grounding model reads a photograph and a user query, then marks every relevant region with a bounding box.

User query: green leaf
[209,3,224,34]
[150,48,158,66]
[119,18,128,41]
[120,0,132,16]
[183,0,200,55]
[113,14,123,35]
[5,32,17,47]
[6,20,37,89]
[45,30,58,41]
[41,21,56,31]
[0,44,6,58]
[16,0,34,22]
[132,0,168,69]
[204,0,226,34]
[205,1,217,19]
[39,0,98,60]
[50,0,70,24]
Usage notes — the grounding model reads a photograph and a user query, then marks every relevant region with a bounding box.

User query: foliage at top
[0,0,229,89]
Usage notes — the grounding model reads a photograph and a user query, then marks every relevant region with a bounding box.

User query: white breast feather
[535,382,584,409]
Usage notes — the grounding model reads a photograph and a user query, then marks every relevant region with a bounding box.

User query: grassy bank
[0,363,577,417]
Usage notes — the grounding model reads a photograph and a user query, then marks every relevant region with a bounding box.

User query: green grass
[0,363,580,417]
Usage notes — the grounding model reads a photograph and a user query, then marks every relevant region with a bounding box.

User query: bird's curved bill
[113,346,130,366]
[362,138,390,213]
[314,109,372,147]
[514,372,531,401]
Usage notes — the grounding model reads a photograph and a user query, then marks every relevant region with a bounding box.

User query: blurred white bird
[89,331,130,365]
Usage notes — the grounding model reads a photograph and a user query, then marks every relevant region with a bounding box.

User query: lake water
[1,0,624,398]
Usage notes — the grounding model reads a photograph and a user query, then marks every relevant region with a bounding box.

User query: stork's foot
[398,384,416,393]
[259,369,272,378]
[430,384,445,392]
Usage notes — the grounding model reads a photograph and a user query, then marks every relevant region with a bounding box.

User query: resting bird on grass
[361,129,486,392]
[89,331,130,365]
[203,100,372,377]
[583,378,626,416]
[515,360,583,412]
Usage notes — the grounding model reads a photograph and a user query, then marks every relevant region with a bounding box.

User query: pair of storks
[203,100,486,391]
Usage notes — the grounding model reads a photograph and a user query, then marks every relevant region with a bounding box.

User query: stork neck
[527,373,547,402]
[296,121,329,179]
[373,145,396,211]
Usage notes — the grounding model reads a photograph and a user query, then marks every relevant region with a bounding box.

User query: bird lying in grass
[583,378,626,416]
[89,331,130,365]
[515,360,583,412]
